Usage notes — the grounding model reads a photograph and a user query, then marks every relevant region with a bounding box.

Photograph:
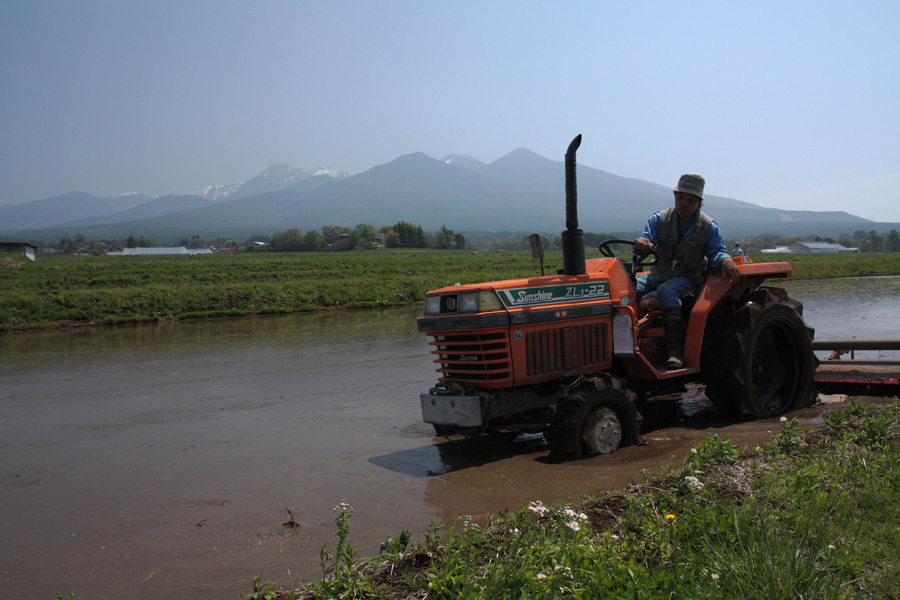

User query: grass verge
[247,400,899,599]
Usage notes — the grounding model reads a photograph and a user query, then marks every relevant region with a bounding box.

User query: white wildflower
[528,501,550,517]
[684,475,704,490]
[554,565,573,577]
[566,520,581,532]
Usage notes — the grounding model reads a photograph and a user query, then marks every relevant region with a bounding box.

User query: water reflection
[0,306,425,370]
[369,432,547,477]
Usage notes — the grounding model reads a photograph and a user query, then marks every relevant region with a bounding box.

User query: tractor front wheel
[545,375,641,460]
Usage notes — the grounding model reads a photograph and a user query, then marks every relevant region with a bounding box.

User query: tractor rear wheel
[703,288,818,419]
[545,375,641,460]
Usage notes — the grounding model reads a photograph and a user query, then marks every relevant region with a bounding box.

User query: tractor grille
[428,330,511,385]
[526,323,609,377]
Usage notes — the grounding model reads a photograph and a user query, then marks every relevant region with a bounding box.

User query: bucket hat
[673,172,705,200]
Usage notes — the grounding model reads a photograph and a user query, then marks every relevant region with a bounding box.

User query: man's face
[673,192,701,222]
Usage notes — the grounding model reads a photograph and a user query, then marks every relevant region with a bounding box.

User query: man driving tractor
[634,172,741,370]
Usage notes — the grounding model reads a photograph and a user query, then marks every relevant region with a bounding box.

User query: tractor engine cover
[418,259,637,391]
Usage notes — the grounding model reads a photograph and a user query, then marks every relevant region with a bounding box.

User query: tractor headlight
[470,290,504,312]
[423,290,503,315]
[459,292,479,312]
[424,295,441,315]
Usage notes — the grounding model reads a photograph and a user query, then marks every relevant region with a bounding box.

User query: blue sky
[2,1,898,222]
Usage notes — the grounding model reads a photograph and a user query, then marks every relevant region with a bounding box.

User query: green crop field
[0,250,541,331]
[2,250,900,331]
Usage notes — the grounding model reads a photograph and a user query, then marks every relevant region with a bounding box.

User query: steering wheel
[598,239,658,271]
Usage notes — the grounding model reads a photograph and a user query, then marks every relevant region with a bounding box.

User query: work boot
[662,308,684,370]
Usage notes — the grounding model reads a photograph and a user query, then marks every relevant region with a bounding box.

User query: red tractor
[417,135,818,459]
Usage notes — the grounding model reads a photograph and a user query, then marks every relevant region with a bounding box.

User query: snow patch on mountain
[197,182,243,201]
[310,166,349,178]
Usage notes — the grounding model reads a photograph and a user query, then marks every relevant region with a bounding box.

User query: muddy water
[1,277,898,600]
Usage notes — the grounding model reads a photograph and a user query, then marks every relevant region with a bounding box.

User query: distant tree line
[37,226,900,256]
[465,229,900,254]
[732,230,900,253]
[267,222,466,252]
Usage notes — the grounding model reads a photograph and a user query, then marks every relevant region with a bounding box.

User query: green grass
[751,251,900,279]
[252,401,900,599]
[0,250,544,331]
[3,250,900,331]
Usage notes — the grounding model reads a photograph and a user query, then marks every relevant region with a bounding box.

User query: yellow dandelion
[665,513,676,520]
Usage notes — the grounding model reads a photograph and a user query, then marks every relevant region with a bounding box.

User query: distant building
[0,241,38,261]
[121,247,190,256]
[788,242,857,253]
[121,247,216,256]
[760,246,792,254]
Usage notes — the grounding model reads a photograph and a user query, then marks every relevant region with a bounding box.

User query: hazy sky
[2,1,899,221]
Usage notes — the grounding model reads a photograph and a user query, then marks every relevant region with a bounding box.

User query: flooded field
[2,277,899,599]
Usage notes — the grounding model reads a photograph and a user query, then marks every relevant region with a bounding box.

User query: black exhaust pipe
[562,134,586,276]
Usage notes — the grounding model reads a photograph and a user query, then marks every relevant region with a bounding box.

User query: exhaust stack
[562,134,586,276]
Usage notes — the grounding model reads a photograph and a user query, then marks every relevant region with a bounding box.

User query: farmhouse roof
[121,247,190,256]
[793,242,844,249]
[0,241,39,249]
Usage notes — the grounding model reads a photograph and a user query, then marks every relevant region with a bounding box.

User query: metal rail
[812,339,900,392]
[811,339,900,352]
[812,339,900,361]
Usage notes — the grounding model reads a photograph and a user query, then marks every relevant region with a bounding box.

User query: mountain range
[2,149,895,243]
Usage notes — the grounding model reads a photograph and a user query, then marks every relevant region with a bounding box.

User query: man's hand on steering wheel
[633,237,654,254]
[598,239,658,273]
